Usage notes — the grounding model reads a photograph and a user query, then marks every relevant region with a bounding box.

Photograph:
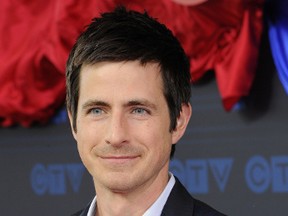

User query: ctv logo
[170,158,233,194]
[245,155,288,193]
[30,163,85,196]
[171,155,288,194]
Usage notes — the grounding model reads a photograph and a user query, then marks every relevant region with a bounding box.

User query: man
[66,6,226,216]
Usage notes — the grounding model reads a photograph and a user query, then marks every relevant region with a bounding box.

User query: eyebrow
[81,99,157,111]
[81,100,110,111]
[126,99,157,110]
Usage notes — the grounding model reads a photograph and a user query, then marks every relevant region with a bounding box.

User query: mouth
[99,155,140,165]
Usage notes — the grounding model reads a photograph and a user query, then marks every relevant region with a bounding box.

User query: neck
[94,171,169,216]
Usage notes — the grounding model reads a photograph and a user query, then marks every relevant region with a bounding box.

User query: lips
[99,155,140,165]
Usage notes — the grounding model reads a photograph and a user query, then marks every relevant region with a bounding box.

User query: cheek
[140,123,172,156]
[76,122,102,154]
[75,127,102,172]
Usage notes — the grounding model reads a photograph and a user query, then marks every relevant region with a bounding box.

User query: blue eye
[89,108,104,115]
[132,108,148,115]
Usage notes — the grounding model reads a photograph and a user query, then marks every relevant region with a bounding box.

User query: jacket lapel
[161,177,195,216]
[71,201,91,216]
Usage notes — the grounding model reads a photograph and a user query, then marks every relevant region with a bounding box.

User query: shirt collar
[87,196,96,216]
[143,173,175,216]
[87,173,175,216]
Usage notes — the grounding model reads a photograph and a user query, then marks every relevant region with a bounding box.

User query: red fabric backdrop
[0,0,264,127]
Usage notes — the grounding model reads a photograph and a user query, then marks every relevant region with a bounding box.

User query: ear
[67,109,77,141]
[172,103,192,144]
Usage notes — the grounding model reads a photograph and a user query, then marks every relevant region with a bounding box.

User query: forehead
[78,61,165,101]
[80,60,162,82]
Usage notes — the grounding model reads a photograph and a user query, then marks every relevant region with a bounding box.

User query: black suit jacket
[72,177,226,216]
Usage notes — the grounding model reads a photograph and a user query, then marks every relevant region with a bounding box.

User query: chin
[98,172,142,193]
[106,180,138,193]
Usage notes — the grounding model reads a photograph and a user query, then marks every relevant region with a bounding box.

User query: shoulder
[70,201,91,216]
[71,209,84,216]
[193,198,227,216]
[162,176,226,216]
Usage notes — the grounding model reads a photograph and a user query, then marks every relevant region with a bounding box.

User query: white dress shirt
[87,173,176,216]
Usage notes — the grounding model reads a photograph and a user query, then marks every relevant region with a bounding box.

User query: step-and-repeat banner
[1,71,288,215]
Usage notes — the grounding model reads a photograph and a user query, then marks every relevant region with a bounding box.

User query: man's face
[70,61,189,194]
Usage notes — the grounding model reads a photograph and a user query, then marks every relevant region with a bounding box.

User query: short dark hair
[66,6,191,157]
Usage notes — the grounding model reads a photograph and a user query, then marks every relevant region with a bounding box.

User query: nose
[105,111,128,146]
